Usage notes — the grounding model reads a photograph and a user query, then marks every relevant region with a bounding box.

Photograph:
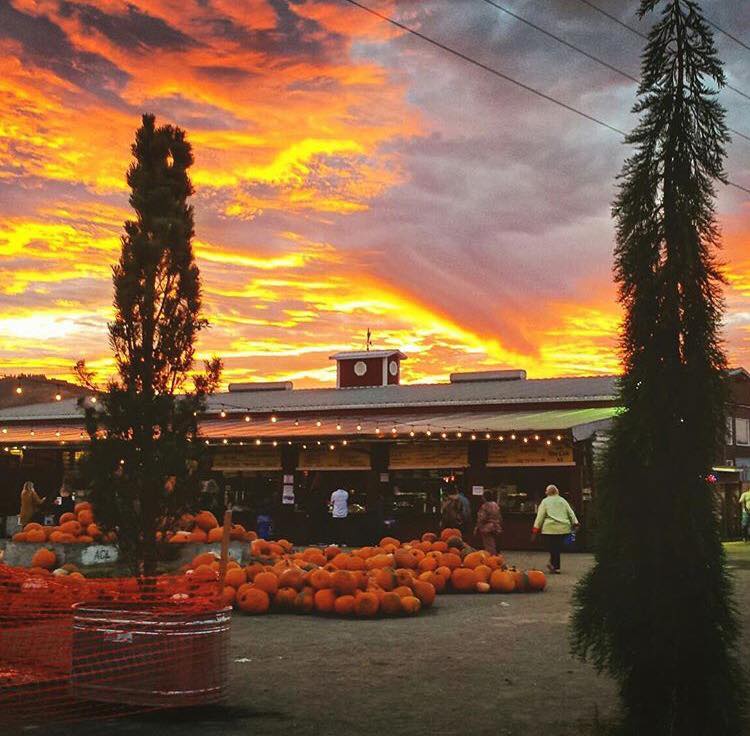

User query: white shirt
[330,489,349,518]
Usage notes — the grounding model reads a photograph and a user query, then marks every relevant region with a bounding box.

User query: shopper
[19,481,46,526]
[474,489,503,555]
[458,488,472,537]
[53,481,75,523]
[330,487,349,545]
[440,487,465,531]
[739,485,750,542]
[531,484,579,574]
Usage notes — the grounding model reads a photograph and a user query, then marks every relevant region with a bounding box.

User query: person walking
[440,486,465,532]
[531,484,579,574]
[739,485,750,542]
[458,488,472,538]
[19,481,46,527]
[330,487,349,545]
[474,489,503,555]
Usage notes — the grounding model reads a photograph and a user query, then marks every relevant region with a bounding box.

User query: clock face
[389,360,399,376]
[354,360,367,377]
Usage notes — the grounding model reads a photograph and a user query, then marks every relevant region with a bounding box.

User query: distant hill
[0,375,86,410]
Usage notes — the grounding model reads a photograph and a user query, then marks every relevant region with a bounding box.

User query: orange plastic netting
[0,564,230,728]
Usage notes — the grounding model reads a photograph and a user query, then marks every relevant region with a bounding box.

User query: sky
[0,0,748,388]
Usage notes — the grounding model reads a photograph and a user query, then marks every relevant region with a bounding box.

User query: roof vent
[450,370,526,383]
[228,381,293,393]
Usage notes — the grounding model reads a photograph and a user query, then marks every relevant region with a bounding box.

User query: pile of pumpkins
[11,502,115,545]
[159,510,257,545]
[178,527,546,618]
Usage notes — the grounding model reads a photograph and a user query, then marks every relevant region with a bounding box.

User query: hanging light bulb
[426,430,432,436]
[329,444,335,450]
[391,427,397,434]
[205,439,210,445]
[30,430,35,436]
[510,433,516,440]
[255,439,261,445]
[485,433,491,439]
[533,434,540,441]
[222,439,228,445]
[272,441,278,447]
[523,437,529,444]
[441,432,447,439]
[356,424,362,431]
[342,439,348,446]
[546,439,552,445]
[55,394,62,401]
[499,435,504,441]
[317,440,322,445]
[15,387,22,395]
[409,431,415,437]
[2,429,7,434]
[55,431,60,437]
[294,419,300,426]
[239,441,244,446]
[375,427,381,434]
[316,420,322,427]
[244,415,251,422]
[220,410,227,418]
[336,423,342,430]
[556,434,562,441]
[302,444,307,449]
[471,434,477,440]
[271,415,278,423]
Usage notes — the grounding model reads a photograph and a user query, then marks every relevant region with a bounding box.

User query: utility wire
[706,19,750,53]
[576,0,750,104]
[340,0,750,195]
[480,0,750,144]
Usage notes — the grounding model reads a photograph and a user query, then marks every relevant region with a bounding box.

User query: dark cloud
[59,2,199,51]
[0,0,129,101]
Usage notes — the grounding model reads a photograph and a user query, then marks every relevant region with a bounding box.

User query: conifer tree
[571,2,742,734]
[76,114,221,576]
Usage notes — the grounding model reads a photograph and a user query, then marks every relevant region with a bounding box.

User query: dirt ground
[27,545,750,736]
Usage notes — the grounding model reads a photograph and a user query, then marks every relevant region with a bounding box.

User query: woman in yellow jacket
[531,484,579,574]
[19,481,46,526]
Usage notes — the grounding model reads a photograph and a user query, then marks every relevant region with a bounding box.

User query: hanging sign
[472,485,484,496]
[212,446,282,470]
[487,441,574,467]
[389,442,468,469]
[298,446,371,470]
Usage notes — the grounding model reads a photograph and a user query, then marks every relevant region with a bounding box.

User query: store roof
[0,406,620,446]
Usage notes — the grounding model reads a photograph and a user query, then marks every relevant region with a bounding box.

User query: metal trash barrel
[70,603,231,707]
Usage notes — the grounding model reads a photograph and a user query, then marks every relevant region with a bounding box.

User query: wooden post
[218,509,232,592]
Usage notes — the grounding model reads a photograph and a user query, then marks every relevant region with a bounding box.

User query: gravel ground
[24,545,750,736]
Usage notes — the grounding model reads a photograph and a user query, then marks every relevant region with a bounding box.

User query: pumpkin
[418,556,438,573]
[245,562,265,581]
[87,523,102,538]
[207,527,224,543]
[331,570,357,595]
[245,530,258,542]
[380,592,403,615]
[526,570,547,591]
[309,568,332,590]
[333,594,355,616]
[330,553,349,569]
[401,596,422,615]
[274,587,298,610]
[411,579,436,607]
[23,522,43,533]
[230,524,247,541]
[446,536,463,550]
[392,585,413,598]
[74,501,91,514]
[195,510,219,532]
[192,564,218,583]
[295,590,315,613]
[325,545,341,560]
[225,567,247,588]
[440,527,462,542]
[372,568,396,591]
[345,555,366,571]
[169,531,192,543]
[474,565,492,584]
[353,591,379,617]
[12,532,27,542]
[25,528,46,543]
[440,553,462,570]
[253,571,279,595]
[77,509,94,527]
[189,529,208,543]
[314,588,336,613]
[236,587,270,614]
[366,554,393,570]
[193,552,219,568]
[476,581,491,593]
[450,568,477,593]
[489,570,516,593]
[222,586,237,607]
[463,551,485,569]
[278,568,305,591]
[59,512,76,525]
[379,536,401,549]
[511,570,528,592]
[421,532,438,543]
[77,535,94,544]
[393,549,418,569]
[59,520,81,536]
[31,548,57,570]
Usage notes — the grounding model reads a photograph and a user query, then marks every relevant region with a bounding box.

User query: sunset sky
[0,0,748,388]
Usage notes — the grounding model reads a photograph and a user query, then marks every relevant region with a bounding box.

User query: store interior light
[272,441,278,447]
[342,440,348,445]
[329,444,335,450]
[391,427,397,434]
[426,430,432,436]
[441,432,447,438]
[546,439,552,445]
[294,420,300,426]
[534,434,540,441]
[375,428,381,434]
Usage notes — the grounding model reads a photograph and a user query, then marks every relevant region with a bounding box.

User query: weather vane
[366,328,372,352]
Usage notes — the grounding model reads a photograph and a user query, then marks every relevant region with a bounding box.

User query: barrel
[70,603,231,707]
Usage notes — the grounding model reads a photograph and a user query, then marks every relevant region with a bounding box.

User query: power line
[481,0,750,143]
[340,0,626,135]
[576,0,750,104]
[339,0,750,196]
[706,19,750,53]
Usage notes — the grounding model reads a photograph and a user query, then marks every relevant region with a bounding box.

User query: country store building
[1,352,749,548]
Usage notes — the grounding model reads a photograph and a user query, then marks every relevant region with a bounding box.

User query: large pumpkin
[25,528,46,543]
[401,596,421,615]
[59,512,76,525]
[59,520,81,536]
[207,527,224,543]
[308,569,332,590]
[236,587,270,614]
[333,595,355,616]
[31,548,57,570]
[331,570,357,595]
[450,568,477,593]
[278,568,305,591]
[489,570,516,593]
[77,509,94,527]
[189,529,208,543]
[463,551,485,569]
[412,580,436,608]
[274,587,298,610]
[225,567,247,589]
[353,591,379,617]
[253,571,279,596]
[473,565,492,584]
[191,564,218,583]
[379,536,401,549]
[440,527,462,542]
[393,549,418,569]
[440,553,462,570]
[526,570,547,592]
[195,510,219,532]
[314,588,337,613]
[380,592,402,616]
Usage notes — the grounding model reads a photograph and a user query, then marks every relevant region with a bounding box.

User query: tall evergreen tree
[76,114,221,576]
[571,2,743,734]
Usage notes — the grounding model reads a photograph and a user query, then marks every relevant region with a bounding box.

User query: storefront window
[736,418,750,446]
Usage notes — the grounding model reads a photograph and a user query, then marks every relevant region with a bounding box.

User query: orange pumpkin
[31,548,56,570]
[313,588,337,613]
[393,585,413,598]
[77,509,94,527]
[333,594,355,616]
[476,582,491,593]
[245,562,265,581]
[331,553,349,569]
[59,512,76,524]
[366,554,393,570]
[463,551,485,569]
[324,545,341,560]
[380,591,403,615]
[430,541,449,553]
[274,587,298,610]
[59,520,81,536]
[526,570,547,592]
[207,527,224,543]
[418,556,438,573]
[331,570,357,595]
[230,524,247,541]
[401,596,421,615]
[23,522,43,533]
[189,529,208,543]
[450,568,477,593]
[489,570,515,593]
[74,501,92,514]
[421,532,438,543]
[87,523,102,538]
[222,586,237,607]
[12,532,27,542]
[440,553,462,570]
[195,510,219,532]
[294,590,315,613]
[353,591,379,617]
[511,570,528,592]
[372,568,396,591]
[253,571,279,596]
[412,579,436,608]
[393,549,418,569]
[440,527,462,542]
[379,536,401,549]
[192,564,218,582]
[225,567,247,589]
[474,565,492,584]
[308,569,332,590]
[25,528,46,543]
[278,568,305,591]
[236,587,270,614]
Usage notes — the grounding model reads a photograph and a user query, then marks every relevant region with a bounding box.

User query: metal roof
[0,375,618,424]
[0,406,620,446]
